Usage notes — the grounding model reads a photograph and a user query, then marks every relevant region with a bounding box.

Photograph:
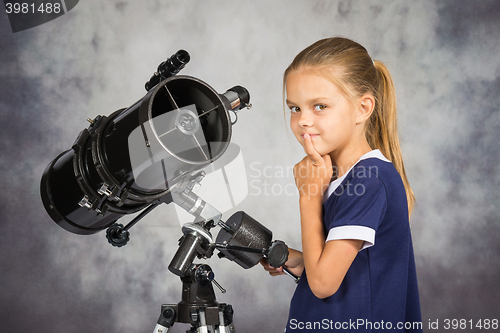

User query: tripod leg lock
[153,306,176,333]
[221,304,234,327]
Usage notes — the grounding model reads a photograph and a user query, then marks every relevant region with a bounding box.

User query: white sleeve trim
[326,225,376,251]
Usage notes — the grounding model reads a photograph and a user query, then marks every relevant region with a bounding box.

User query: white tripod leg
[197,308,210,333]
[152,323,172,333]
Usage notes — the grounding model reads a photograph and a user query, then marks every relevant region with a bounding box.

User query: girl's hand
[259,248,304,277]
[259,258,285,276]
[293,134,333,201]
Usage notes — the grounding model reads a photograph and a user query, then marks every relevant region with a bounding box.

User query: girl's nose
[297,111,313,128]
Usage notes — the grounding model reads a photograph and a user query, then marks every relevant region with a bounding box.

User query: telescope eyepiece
[157,49,190,79]
[145,50,191,91]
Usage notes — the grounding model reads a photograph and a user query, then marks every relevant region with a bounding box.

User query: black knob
[266,240,289,268]
[106,223,130,247]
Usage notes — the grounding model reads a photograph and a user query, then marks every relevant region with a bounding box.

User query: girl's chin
[300,145,329,157]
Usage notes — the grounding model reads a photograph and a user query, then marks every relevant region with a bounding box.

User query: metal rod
[217,220,233,233]
[164,85,180,110]
[158,126,178,138]
[283,266,300,284]
[197,104,220,118]
[212,243,265,254]
[211,279,226,294]
[123,202,161,232]
[191,134,209,160]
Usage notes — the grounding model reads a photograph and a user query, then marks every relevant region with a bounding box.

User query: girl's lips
[302,133,319,138]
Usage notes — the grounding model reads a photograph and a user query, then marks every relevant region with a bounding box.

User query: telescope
[40,50,298,333]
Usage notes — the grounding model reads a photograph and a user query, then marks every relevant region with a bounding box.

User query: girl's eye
[314,104,327,111]
[290,106,300,113]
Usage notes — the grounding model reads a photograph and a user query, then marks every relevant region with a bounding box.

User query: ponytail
[368,61,415,216]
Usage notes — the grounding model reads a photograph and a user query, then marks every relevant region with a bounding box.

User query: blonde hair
[284,37,415,216]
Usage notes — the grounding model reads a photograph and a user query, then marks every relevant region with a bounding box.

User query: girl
[261,37,422,332]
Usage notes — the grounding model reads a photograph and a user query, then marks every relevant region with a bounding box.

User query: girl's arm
[295,134,363,299]
[299,193,363,299]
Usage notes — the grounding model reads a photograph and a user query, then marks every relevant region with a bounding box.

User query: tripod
[149,221,297,333]
[152,263,235,333]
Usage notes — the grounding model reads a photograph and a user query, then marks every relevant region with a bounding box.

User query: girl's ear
[356,94,375,124]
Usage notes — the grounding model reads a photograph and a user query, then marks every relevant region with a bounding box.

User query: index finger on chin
[303,133,323,164]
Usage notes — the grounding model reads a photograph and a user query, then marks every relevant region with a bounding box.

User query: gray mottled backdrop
[1,1,499,332]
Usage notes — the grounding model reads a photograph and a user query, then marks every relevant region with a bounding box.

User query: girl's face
[286,68,358,158]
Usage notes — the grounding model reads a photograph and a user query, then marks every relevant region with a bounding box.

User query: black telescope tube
[145,50,190,91]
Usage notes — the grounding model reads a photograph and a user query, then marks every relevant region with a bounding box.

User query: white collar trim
[324,149,390,201]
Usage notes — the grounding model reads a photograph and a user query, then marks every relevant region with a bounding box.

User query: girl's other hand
[259,258,285,276]
[260,248,305,277]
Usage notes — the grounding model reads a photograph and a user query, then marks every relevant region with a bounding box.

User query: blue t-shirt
[286,150,422,332]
